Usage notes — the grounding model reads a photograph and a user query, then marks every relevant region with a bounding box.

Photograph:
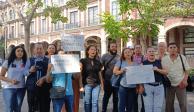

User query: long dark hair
[85,45,97,58]
[120,48,133,61]
[8,45,27,68]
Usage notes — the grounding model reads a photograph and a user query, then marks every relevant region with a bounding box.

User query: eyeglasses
[169,46,177,49]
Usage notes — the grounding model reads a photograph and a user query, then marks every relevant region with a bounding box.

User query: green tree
[102,0,194,53]
[3,0,87,56]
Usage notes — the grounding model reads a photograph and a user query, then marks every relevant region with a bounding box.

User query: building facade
[0,0,194,66]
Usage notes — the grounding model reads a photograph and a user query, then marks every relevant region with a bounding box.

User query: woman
[45,44,57,58]
[46,50,74,112]
[80,45,103,112]
[0,45,30,112]
[113,48,143,112]
[142,47,167,112]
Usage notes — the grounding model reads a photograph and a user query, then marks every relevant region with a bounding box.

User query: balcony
[18,33,24,38]
[64,22,80,29]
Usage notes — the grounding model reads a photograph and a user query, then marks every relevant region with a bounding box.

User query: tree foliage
[102,0,194,52]
[3,0,87,56]
[66,0,88,11]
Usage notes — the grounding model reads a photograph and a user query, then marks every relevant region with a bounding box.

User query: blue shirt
[52,73,73,95]
[115,60,137,88]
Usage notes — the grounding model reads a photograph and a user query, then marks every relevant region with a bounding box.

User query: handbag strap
[104,54,117,69]
[179,55,186,72]
[119,59,122,70]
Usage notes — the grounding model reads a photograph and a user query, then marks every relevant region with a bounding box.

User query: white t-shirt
[1,59,30,88]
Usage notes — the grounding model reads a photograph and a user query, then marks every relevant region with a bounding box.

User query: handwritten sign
[51,54,80,73]
[61,34,84,51]
[125,65,155,84]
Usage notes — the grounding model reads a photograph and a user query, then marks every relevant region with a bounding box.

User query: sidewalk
[0,89,194,112]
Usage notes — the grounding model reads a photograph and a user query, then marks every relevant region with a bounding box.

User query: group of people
[0,41,191,112]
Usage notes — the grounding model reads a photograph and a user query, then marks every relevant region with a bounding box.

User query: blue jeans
[118,86,136,112]
[52,95,74,112]
[84,84,100,112]
[2,88,26,112]
[143,84,164,112]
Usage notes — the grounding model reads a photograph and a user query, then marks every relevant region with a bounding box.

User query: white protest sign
[61,34,84,51]
[51,54,80,73]
[125,65,155,84]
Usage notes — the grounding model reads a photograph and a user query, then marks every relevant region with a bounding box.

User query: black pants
[27,86,51,112]
[102,80,118,112]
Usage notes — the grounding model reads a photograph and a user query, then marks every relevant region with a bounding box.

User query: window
[1,13,4,22]
[88,6,98,25]
[54,21,63,31]
[41,18,46,33]
[184,47,194,57]
[5,12,7,21]
[10,26,15,38]
[112,1,120,21]
[152,38,158,46]
[183,27,194,43]
[31,21,35,35]
[9,10,13,20]
[44,0,49,5]
[70,11,78,24]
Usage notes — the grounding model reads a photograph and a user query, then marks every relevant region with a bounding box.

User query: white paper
[61,34,84,51]
[126,65,155,84]
[51,54,80,73]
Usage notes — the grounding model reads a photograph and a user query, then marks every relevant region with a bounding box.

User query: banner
[125,65,155,84]
[61,34,84,51]
[51,54,80,73]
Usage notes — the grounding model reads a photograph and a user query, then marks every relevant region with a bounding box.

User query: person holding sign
[26,43,51,112]
[142,47,168,112]
[46,50,74,112]
[80,45,103,112]
[113,48,144,112]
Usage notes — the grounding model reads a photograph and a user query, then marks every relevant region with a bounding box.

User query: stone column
[101,29,107,55]
[158,25,166,43]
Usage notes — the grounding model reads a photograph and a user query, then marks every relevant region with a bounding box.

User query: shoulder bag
[180,55,193,92]
[111,59,123,88]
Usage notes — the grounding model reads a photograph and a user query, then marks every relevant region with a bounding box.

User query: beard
[110,50,117,55]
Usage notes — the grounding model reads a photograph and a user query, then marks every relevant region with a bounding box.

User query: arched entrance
[85,36,101,55]
[166,26,194,67]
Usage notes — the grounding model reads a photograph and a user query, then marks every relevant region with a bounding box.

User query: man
[156,42,168,60]
[162,42,191,112]
[26,43,51,112]
[101,42,120,112]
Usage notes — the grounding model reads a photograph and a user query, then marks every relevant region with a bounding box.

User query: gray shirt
[101,53,120,80]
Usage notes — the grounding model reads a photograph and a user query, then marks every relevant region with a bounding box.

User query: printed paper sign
[61,34,84,51]
[51,54,80,73]
[125,65,155,84]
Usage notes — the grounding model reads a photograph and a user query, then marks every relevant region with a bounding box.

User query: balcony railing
[64,22,80,29]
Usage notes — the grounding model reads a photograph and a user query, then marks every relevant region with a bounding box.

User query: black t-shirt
[143,59,163,83]
[80,58,102,87]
